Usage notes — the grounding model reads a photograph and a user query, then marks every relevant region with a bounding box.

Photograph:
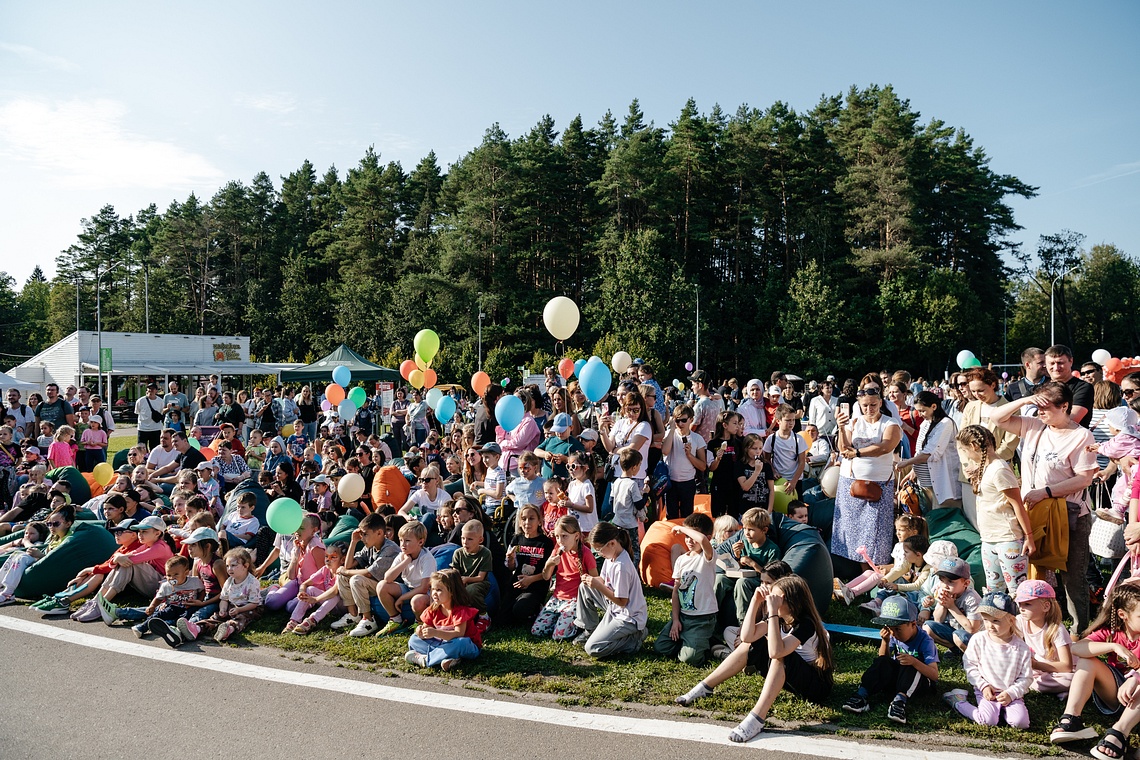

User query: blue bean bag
[771,513,834,616]
[15,521,118,599]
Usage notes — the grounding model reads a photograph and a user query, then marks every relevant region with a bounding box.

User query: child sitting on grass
[654,513,718,665]
[169,547,262,645]
[921,557,982,653]
[573,522,648,658]
[715,507,780,626]
[286,541,347,634]
[837,513,925,607]
[331,513,400,636]
[451,520,492,612]
[857,535,931,615]
[843,594,939,725]
[404,568,482,671]
[376,520,434,636]
[532,515,598,641]
[120,555,204,641]
[1015,580,1073,696]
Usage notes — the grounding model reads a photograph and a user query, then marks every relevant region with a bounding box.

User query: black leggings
[747,641,832,704]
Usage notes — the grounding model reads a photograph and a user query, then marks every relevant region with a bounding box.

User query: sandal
[1092,729,1128,760]
[293,619,314,635]
[282,621,297,634]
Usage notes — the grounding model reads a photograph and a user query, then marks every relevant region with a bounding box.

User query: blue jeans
[924,620,971,651]
[408,634,479,667]
[190,603,219,623]
[303,421,318,445]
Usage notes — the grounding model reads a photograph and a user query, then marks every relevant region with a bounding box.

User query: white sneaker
[330,612,361,631]
[404,650,428,667]
[349,618,380,637]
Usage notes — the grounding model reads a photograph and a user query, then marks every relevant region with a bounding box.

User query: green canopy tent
[279,344,402,383]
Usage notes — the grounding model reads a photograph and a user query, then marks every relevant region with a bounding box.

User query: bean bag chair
[325,514,360,547]
[46,467,91,504]
[926,507,984,589]
[640,518,686,588]
[371,465,410,511]
[112,448,130,471]
[770,513,834,616]
[808,498,835,545]
[15,521,118,599]
[443,479,464,497]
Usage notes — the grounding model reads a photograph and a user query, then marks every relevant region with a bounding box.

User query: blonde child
[375,520,434,635]
[712,515,741,545]
[838,513,926,606]
[118,555,205,641]
[717,508,780,626]
[1050,583,1140,746]
[654,513,718,665]
[609,447,645,565]
[405,568,482,671]
[1015,580,1074,695]
[245,429,268,471]
[532,515,598,640]
[736,433,775,513]
[47,425,76,469]
[195,461,223,514]
[676,575,833,743]
[451,520,492,612]
[287,541,347,634]
[172,547,262,644]
[916,540,960,624]
[564,451,597,536]
[541,476,568,538]
[573,522,648,658]
[505,451,545,511]
[958,425,1033,596]
[943,592,1033,728]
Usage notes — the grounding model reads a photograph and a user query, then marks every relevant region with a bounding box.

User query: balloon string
[554,341,564,358]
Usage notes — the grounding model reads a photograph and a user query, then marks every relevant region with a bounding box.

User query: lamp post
[477,292,484,372]
[1050,264,1080,346]
[96,261,124,398]
[694,284,700,371]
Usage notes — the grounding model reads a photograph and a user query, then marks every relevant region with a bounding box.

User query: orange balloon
[400,359,416,380]
[409,369,424,389]
[558,358,575,379]
[325,383,345,404]
[201,446,216,461]
[1106,357,1123,372]
[422,369,437,389]
[471,371,491,396]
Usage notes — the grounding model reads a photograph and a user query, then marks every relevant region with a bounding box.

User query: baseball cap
[116,464,133,474]
[687,369,710,385]
[935,557,971,580]
[767,385,783,396]
[871,595,918,627]
[25,446,40,457]
[310,474,331,485]
[480,442,502,455]
[551,413,573,433]
[578,428,598,442]
[978,591,1017,617]
[107,519,137,532]
[183,527,219,544]
[130,515,167,533]
[1014,579,1056,603]
[195,460,213,471]
[826,375,836,382]
[924,540,959,568]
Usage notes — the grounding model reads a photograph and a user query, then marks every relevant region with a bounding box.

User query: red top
[421,605,482,649]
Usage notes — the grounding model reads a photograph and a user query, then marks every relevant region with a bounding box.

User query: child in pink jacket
[1090,407,1140,524]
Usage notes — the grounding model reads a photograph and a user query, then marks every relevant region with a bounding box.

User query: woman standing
[406,390,431,447]
[897,391,961,511]
[297,385,319,445]
[887,382,918,456]
[473,385,502,447]
[943,373,970,429]
[833,386,902,567]
[991,382,1098,634]
[957,368,1020,527]
[808,379,838,440]
[599,392,652,487]
[549,387,582,437]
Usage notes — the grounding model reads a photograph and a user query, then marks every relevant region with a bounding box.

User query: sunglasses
[956,382,969,387]
[674,417,691,424]
[46,520,64,528]
[570,463,587,470]
[1124,389,1137,397]
[1081,371,1097,377]
[417,476,437,483]
[856,388,881,397]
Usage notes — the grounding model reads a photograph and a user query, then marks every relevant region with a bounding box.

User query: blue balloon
[332,365,351,387]
[337,399,357,420]
[580,359,612,403]
[573,359,588,377]
[495,394,525,432]
[436,396,457,425]
[590,355,602,364]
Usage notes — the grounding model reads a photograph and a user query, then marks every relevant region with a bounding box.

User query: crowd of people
[3,347,1140,753]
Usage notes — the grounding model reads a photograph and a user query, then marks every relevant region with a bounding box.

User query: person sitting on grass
[842,594,939,724]
[714,507,780,627]
[286,541,347,634]
[85,515,174,623]
[166,547,263,645]
[654,513,718,666]
[376,520,434,636]
[117,554,205,640]
[451,520,492,613]
[330,513,400,636]
[921,557,982,654]
[675,574,833,743]
[532,515,598,641]
[573,521,649,658]
[502,503,554,627]
[405,568,482,671]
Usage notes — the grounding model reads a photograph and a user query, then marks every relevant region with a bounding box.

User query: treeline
[8,84,1134,383]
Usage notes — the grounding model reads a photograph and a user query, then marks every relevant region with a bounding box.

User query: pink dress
[47,441,75,467]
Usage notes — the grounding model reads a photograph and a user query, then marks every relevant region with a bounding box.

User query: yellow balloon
[409,369,424,389]
[281,424,295,438]
[92,462,115,487]
[415,354,429,372]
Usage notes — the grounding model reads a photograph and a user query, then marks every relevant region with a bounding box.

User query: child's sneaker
[440,658,460,672]
[710,644,730,660]
[837,583,855,605]
[39,598,71,617]
[404,651,428,667]
[149,618,183,648]
[29,595,55,609]
[176,617,201,642]
[71,598,101,622]
[349,619,380,637]
[571,629,590,647]
[0,593,15,607]
[330,612,361,630]
[95,593,118,624]
[942,688,969,709]
[214,621,236,643]
[132,622,149,638]
[886,697,907,724]
[842,694,870,713]
[376,618,405,636]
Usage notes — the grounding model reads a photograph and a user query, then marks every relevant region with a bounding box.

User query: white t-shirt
[763,431,804,480]
[220,513,260,538]
[673,550,717,617]
[975,458,1023,543]
[408,487,449,514]
[840,415,900,482]
[567,478,597,534]
[601,550,647,629]
[400,549,437,587]
[664,429,706,481]
[135,395,165,433]
[147,445,179,470]
[609,419,652,480]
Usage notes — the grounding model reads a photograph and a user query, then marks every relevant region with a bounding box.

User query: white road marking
[0,615,1013,759]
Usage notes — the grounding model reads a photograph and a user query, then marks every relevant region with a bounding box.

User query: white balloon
[611,351,632,373]
[1092,349,1112,366]
[542,296,580,341]
[425,388,444,410]
[338,472,366,502]
[820,466,840,499]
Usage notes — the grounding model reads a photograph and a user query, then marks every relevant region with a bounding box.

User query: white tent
[0,371,37,391]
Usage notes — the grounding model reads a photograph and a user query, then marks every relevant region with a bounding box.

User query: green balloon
[348,386,368,408]
[188,437,201,450]
[413,329,440,362]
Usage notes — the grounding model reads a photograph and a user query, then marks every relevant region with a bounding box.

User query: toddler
[171,547,263,644]
[246,430,267,472]
[81,417,108,467]
[1090,406,1140,524]
[286,541,347,634]
[712,515,742,545]
[120,555,205,641]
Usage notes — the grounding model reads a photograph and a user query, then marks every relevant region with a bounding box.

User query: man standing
[1045,345,1093,427]
[1006,347,1048,403]
[162,380,189,427]
[89,395,115,435]
[6,390,36,439]
[134,382,165,450]
[37,383,76,430]
[687,370,718,444]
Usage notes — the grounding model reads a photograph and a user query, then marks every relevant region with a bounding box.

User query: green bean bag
[808,498,835,545]
[771,512,834,616]
[926,507,984,589]
[222,482,270,525]
[325,514,360,546]
[443,479,464,497]
[112,448,130,471]
[46,467,91,504]
[15,521,118,599]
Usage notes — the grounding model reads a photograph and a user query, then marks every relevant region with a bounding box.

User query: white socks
[675,681,714,706]
[729,712,765,743]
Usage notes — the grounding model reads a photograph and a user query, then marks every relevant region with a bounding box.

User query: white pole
[695,285,700,371]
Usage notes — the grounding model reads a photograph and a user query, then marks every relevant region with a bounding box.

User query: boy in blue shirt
[842,594,940,725]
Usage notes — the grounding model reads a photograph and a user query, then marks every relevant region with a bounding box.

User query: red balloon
[558,357,575,380]
[400,359,417,380]
[1106,357,1123,372]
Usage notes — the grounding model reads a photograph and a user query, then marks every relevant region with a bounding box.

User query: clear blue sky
[1,1,1136,284]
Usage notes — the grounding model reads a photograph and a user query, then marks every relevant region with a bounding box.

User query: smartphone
[840,403,851,417]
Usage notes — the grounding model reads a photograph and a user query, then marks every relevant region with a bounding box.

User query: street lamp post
[1050,264,1080,346]
[96,261,124,399]
[477,292,484,372]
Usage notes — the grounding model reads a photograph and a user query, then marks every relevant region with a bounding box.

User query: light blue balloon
[590,355,602,364]
[332,365,351,387]
[495,394,525,432]
[436,396,457,424]
[426,388,444,410]
[580,359,612,403]
[573,359,587,377]
[338,399,357,420]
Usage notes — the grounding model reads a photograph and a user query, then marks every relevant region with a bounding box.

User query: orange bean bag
[639,518,686,587]
[82,472,105,498]
[372,465,410,510]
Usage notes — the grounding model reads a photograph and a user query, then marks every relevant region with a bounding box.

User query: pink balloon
[320,400,332,411]
[684,362,694,372]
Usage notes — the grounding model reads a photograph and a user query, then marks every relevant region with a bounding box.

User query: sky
[0,1,1137,285]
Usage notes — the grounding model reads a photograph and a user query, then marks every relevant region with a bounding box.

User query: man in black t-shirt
[172,430,207,471]
[1045,344,1092,427]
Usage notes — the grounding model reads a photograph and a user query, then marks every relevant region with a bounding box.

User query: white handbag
[1088,482,1126,559]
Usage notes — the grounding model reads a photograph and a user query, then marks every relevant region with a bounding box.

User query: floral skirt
[830,475,896,565]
